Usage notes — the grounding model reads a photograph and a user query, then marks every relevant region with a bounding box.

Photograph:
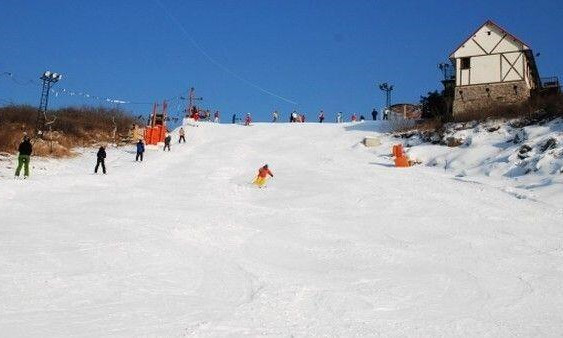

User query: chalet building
[450,20,542,115]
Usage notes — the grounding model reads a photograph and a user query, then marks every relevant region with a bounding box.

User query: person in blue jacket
[136,139,145,161]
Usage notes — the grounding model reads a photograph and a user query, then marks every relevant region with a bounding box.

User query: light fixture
[37,70,63,135]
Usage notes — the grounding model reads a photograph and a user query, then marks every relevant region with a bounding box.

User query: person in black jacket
[371,108,378,121]
[15,135,33,178]
[163,134,171,151]
[95,146,107,174]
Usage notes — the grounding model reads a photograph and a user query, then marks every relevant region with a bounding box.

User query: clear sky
[1,0,562,121]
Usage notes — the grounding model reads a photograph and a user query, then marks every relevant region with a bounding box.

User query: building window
[461,57,470,69]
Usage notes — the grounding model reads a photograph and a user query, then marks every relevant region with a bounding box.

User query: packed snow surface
[1,122,563,336]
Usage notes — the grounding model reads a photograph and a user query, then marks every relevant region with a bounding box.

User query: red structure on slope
[144,101,168,145]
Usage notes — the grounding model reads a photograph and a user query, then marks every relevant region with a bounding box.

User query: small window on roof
[461,57,471,69]
[487,31,491,36]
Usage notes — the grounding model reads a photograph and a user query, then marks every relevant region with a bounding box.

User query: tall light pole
[378,82,394,109]
[438,62,455,116]
[438,62,451,81]
[37,70,62,135]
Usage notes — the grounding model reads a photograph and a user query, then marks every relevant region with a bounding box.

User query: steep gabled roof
[449,20,531,59]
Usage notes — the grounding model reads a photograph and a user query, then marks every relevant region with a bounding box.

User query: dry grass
[0,105,135,156]
[394,119,444,133]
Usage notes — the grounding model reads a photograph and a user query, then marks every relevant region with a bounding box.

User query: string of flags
[1,70,206,123]
[0,70,168,106]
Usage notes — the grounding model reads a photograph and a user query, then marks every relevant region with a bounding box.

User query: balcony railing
[541,76,560,89]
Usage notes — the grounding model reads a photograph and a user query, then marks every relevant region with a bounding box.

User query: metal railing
[540,76,560,89]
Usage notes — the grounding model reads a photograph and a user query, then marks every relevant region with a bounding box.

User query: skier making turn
[253,164,274,188]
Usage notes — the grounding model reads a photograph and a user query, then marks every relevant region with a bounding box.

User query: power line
[154,0,298,106]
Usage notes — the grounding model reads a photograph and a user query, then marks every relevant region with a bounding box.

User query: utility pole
[183,87,202,117]
[37,71,62,135]
[378,82,394,109]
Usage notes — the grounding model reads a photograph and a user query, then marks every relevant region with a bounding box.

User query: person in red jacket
[244,113,252,126]
[253,164,273,188]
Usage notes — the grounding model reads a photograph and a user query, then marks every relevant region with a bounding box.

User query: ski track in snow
[1,122,563,336]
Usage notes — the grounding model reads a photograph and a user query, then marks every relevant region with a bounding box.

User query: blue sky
[1,0,562,121]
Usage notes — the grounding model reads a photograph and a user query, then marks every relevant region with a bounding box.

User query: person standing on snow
[179,128,186,143]
[336,112,343,123]
[351,113,357,122]
[95,146,107,174]
[14,135,32,178]
[135,139,145,161]
[318,110,325,123]
[371,108,378,121]
[253,164,274,188]
[232,113,237,124]
[291,111,298,123]
[214,111,220,123]
[272,111,278,122]
[360,115,365,122]
[244,113,252,126]
[163,134,172,151]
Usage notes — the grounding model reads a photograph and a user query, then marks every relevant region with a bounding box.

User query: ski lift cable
[2,69,183,107]
[154,0,298,106]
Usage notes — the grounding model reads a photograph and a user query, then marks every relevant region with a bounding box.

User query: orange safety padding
[392,144,404,158]
[394,156,410,167]
[144,125,166,145]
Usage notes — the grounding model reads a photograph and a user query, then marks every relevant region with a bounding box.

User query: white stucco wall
[471,55,501,84]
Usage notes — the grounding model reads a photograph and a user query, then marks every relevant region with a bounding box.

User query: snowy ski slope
[1,122,563,336]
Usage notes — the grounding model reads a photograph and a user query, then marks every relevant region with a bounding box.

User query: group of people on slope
[189,108,221,123]
[12,126,189,178]
[273,110,381,123]
[14,132,276,188]
[372,108,389,120]
[231,108,384,124]
[230,113,253,126]
[95,127,186,175]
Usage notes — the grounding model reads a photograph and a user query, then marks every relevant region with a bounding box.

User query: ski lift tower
[185,87,203,118]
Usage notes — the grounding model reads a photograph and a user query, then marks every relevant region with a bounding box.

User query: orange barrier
[392,144,404,158]
[144,125,166,145]
[144,101,168,145]
[392,144,410,168]
[394,156,410,167]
